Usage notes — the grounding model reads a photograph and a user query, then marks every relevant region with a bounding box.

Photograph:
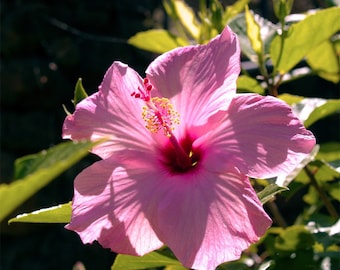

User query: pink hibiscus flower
[63,26,315,270]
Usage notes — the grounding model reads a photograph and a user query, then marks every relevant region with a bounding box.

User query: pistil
[165,127,193,170]
[132,78,195,170]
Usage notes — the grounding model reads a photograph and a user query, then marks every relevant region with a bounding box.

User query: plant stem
[304,166,339,218]
[267,200,287,228]
[269,73,284,97]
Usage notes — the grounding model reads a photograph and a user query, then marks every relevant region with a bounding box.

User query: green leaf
[128,29,189,54]
[165,265,188,270]
[217,260,252,270]
[270,7,340,73]
[173,0,200,41]
[257,184,289,204]
[289,97,327,125]
[287,96,340,128]
[236,75,265,94]
[111,251,184,270]
[316,142,340,162]
[163,0,178,20]
[197,2,219,43]
[229,13,277,62]
[307,219,340,249]
[275,225,315,251]
[307,37,340,83]
[272,250,316,270]
[304,99,340,128]
[303,185,319,205]
[73,78,88,106]
[278,93,304,105]
[315,231,340,250]
[223,0,249,23]
[0,140,103,222]
[209,0,224,33]
[8,202,71,224]
[296,160,340,184]
[245,6,263,56]
[306,212,337,228]
[229,14,254,61]
[329,183,340,201]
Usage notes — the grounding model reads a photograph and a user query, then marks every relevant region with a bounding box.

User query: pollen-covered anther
[142,97,180,137]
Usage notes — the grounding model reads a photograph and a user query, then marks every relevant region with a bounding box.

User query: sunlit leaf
[307,37,340,83]
[229,13,277,62]
[303,185,319,205]
[223,0,249,23]
[163,0,178,20]
[245,6,263,56]
[270,7,340,73]
[8,202,71,224]
[290,97,327,124]
[316,142,340,162]
[111,251,183,270]
[164,265,188,270]
[236,75,265,94]
[0,140,103,222]
[128,29,189,54]
[73,78,88,106]
[278,93,304,105]
[257,184,289,204]
[304,99,340,128]
[287,96,340,128]
[275,225,315,251]
[173,0,200,40]
[296,160,340,184]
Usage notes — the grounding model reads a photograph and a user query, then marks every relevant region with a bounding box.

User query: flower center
[162,135,201,173]
[131,78,199,171]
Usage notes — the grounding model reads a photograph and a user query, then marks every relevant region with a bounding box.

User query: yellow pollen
[142,97,180,137]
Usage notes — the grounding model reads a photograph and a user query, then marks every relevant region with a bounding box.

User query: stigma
[131,78,180,137]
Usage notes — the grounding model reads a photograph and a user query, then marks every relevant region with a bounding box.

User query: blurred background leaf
[8,202,71,224]
[112,250,186,270]
[128,29,189,54]
[0,140,102,222]
[270,7,340,73]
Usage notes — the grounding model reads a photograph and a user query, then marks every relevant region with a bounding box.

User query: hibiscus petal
[145,26,240,127]
[153,169,271,270]
[65,150,164,255]
[63,62,154,159]
[66,142,271,270]
[199,94,316,178]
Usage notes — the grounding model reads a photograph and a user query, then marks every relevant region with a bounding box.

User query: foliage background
[1,1,339,270]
